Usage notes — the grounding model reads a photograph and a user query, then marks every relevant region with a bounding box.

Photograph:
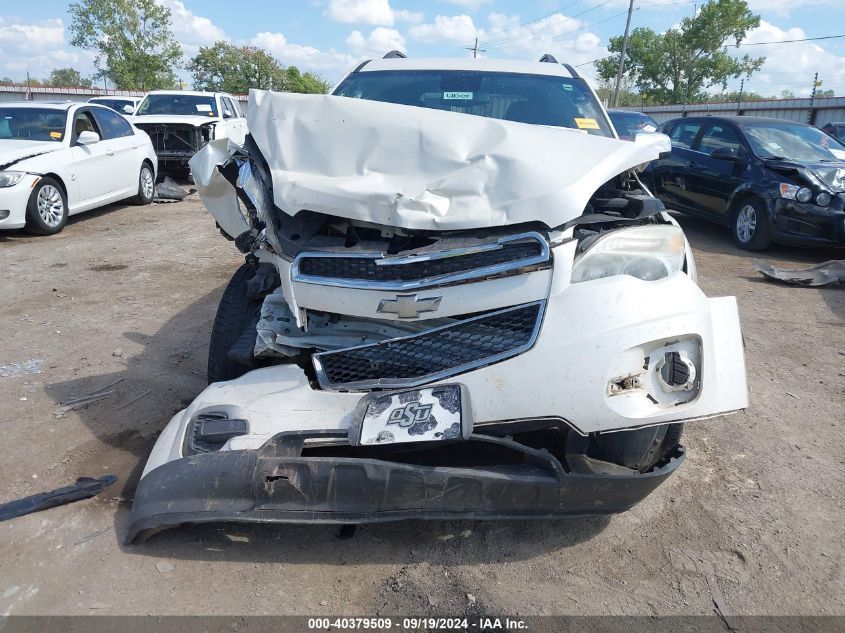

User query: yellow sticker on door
[574,117,600,130]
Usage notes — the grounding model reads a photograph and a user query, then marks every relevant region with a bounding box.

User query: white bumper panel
[143,268,747,475]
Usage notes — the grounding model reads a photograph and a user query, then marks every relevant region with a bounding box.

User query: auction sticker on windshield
[351,385,464,446]
[574,117,600,130]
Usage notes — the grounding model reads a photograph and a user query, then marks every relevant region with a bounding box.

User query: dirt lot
[0,195,842,617]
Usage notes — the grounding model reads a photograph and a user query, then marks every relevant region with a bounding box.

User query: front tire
[25,177,68,235]
[207,263,261,384]
[732,197,771,251]
[134,163,155,205]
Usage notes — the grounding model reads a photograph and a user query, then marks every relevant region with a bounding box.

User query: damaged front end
[127,92,747,542]
[133,122,214,173]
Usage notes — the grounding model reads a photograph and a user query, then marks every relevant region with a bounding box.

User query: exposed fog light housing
[0,210,9,221]
[183,411,249,456]
[816,192,832,207]
[656,350,697,393]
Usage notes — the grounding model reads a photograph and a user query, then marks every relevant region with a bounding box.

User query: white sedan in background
[0,101,157,235]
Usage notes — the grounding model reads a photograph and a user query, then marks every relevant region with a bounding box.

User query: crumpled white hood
[243,89,670,230]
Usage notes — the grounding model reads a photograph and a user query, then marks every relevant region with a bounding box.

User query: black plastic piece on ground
[0,475,118,522]
[126,430,684,543]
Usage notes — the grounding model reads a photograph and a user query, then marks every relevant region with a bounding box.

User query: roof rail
[538,54,559,64]
[563,63,581,79]
[383,50,407,59]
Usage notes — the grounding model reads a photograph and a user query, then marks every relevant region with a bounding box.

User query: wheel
[732,197,771,251]
[25,177,68,235]
[207,263,261,384]
[589,422,684,472]
[134,163,155,205]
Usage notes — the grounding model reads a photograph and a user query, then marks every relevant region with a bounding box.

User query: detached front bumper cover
[126,430,683,543]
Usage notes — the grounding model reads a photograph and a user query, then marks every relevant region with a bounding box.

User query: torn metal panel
[219,90,671,231]
[753,259,845,286]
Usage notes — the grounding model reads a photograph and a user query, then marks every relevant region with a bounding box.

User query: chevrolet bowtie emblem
[377,294,442,319]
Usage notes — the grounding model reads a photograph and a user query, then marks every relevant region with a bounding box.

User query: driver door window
[699,124,742,156]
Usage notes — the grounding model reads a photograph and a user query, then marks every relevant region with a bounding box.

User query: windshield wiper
[762,156,786,161]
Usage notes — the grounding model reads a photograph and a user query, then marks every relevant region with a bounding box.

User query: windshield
[334,70,613,137]
[742,122,845,162]
[136,94,218,117]
[0,107,67,142]
[608,111,658,139]
[91,98,134,112]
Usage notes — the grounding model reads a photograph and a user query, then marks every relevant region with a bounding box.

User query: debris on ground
[0,358,43,378]
[753,259,845,287]
[155,561,175,574]
[154,177,190,203]
[53,378,124,418]
[0,475,118,522]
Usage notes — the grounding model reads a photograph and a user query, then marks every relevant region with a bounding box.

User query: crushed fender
[0,475,118,522]
[753,259,845,287]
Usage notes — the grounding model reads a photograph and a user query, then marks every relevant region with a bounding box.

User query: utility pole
[466,38,486,59]
[26,70,31,100]
[612,0,636,107]
[808,72,820,124]
[737,78,744,114]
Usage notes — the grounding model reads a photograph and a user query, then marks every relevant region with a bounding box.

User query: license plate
[351,385,464,446]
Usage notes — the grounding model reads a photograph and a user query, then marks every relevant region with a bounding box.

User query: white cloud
[727,21,845,96]
[326,0,420,26]
[161,0,227,47]
[744,0,839,18]
[479,12,606,76]
[251,31,358,78]
[346,27,406,55]
[445,0,493,11]
[409,15,478,44]
[0,17,94,80]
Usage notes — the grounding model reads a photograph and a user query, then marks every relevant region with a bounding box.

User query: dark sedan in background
[644,115,845,250]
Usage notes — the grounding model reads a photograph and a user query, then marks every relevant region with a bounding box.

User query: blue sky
[2,0,844,97]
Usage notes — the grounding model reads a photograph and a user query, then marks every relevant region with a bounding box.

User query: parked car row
[0,90,247,235]
[607,110,845,250]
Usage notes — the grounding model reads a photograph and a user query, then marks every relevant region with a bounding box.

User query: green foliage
[596,0,764,104]
[47,67,92,87]
[69,0,182,90]
[188,41,331,94]
[816,89,834,98]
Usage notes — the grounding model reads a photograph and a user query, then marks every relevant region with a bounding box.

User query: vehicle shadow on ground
[41,284,612,563]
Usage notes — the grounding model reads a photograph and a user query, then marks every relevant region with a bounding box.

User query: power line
[737,33,845,46]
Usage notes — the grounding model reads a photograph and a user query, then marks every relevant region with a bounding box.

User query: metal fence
[0,85,249,106]
[638,96,845,127]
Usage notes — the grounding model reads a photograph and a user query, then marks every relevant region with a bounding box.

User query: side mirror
[77,130,100,145]
[711,146,745,164]
[123,105,135,115]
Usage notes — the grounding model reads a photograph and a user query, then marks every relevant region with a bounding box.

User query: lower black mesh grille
[297,241,544,284]
[314,302,543,390]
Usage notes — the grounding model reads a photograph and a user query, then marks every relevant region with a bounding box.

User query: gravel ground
[0,195,842,616]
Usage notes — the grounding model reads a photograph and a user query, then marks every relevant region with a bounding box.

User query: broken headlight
[571,224,685,283]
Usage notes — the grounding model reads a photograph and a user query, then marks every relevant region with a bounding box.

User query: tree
[816,89,835,98]
[69,0,182,90]
[596,0,764,104]
[188,41,331,94]
[47,67,92,87]
[780,89,795,99]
